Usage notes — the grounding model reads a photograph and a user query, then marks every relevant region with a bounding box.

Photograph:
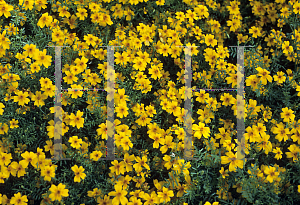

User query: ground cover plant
[0,0,300,204]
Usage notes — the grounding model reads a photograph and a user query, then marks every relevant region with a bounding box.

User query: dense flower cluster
[0,0,299,204]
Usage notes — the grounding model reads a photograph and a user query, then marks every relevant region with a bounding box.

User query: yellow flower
[20,151,38,169]
[143,191,159,204]
[10,192,28,205]
[71,164,86,182]
[227,18,241,32]
[195,90,209,103]
[272,147,283,160]
[280,107,295,123]
[149,133,164,148]
[186,10,198,22]
[286,144,300,162]
[257,132,272,155]
[192,122,210,139]
[245,75,260,90]
[115,52,130,66]
[0,152,12,166]
[293,2,300,14]
[249,26,262,38]
[264,166,279,183]
[74,56,88,71]
[44,140,54,155]
[0,102,5,115]
[96,123,107,140]
[272,122,290,142]
[110,160,126,176]
[204,202,219,205]
[145,104,156,117]
[157,43,170,57]
[63,70,78,84]
[220,93,235,106]
[157,187,174,203]
[219,167,229,178]
[49,183,69,201]
[87,187,102,198]
[23,44,37,58]
[282,41,293,54]
[76,7,88,20]
[41,165,56,181]
[39,77,53,88]
[41,84,55,98]
[108,184,128,205]
[68,110,84,129]
[30,62,41,73]
[160,135,174,154]
[37,12,53,28]
[58,5,71,18]
[11,161,26,177]
[204,34,217,47]
[135,113,151,127]
[273,71,286,84]
[175,11,185,21]
[19,0,34,10]
[194,4,209,19]
[68,136,83,149]
[280,6,291,18]
[31,91,47,107]
[0,2,14,18]
[156,0,165,6]
[221,151,245,172]
[90,150,103,161]
[149,65,162,80]
[68,84,84,99]
[133,156,150,172]
[120,136,133,151]
[115,103,129,118]
[256,66,272,85]
[14,91,30,106]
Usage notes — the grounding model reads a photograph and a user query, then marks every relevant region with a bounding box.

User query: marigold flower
[10,192,28,205]
[280,107,295,123]
[293,2,300,14]
[68,110,84,129]
[49,183,69,201]
[249,26,262,38]
[205,34,217,47]
[286,144,300,162]
[0,2,14,18]
[192,122,210,139]
[14,91,30,106]
[264,166,280,183]
[76,7,88,20]
[272,147,283,160]
[108,184,128,205]
[115,104,129,118]
[90,150,103,161]
[37,12,53,28]
[68,136,83,149]
[71,164,86,182]
[273,71,286,84]
[157,187,174,203]
[41,165,55,181]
